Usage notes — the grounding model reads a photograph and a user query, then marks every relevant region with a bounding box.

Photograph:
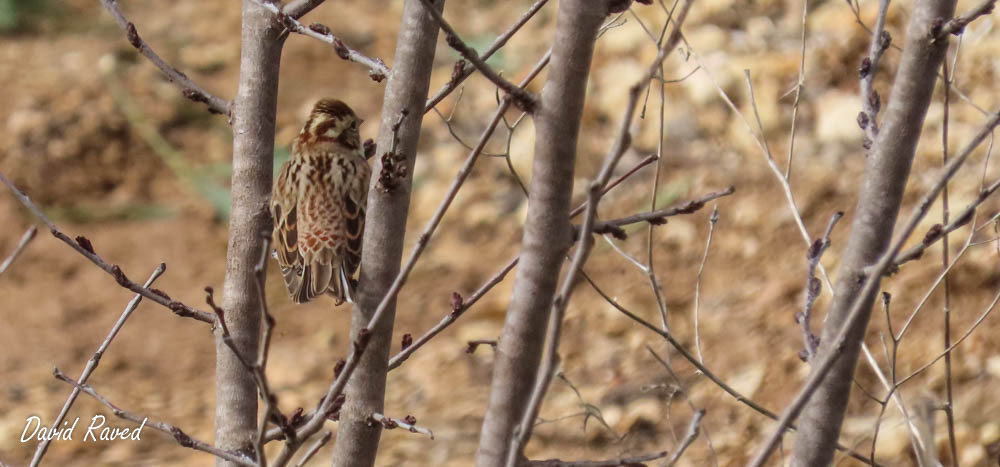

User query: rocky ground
[1,0,1000,465]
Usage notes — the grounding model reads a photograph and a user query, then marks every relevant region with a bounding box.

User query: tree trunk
[790,0,955,464]
[214,3,284,465]
[475,2,606,465]
[329,1,443,465]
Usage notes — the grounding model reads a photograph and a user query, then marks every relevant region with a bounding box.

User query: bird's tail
[322,259,355,306]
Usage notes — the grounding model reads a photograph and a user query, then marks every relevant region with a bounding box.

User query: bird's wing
[272,159,305,300]
[342,155,371,281]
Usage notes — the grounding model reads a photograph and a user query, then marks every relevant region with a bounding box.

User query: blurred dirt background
[1,0,1000,465]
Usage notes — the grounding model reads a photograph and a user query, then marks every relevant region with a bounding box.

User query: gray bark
[329,1,443,465]
[475,1,606,465]
[790,0,956,464]
[214,2,284,465]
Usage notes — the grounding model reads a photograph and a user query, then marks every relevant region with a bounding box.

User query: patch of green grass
[0,0,54,34]
[45,203,174,223]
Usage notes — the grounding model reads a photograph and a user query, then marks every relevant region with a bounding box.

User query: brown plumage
[271,99,371,305]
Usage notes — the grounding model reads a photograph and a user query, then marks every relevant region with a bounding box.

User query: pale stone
[728,363,765,399]
[960,444,986,465]
[815,90,863,144]
[981,421,1000,445]
[874,416,913,458]
[616,397,662,432]
[508,116,536,185]
[986,356,1000,378]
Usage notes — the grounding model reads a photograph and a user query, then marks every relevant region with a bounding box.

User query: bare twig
[30,265,165,466]
[588,186,735,238]
[209,240,289,464]
[293,431,331,467]
[646,344,718,465]
[858,0,892,145]
[797,212,844,362]
[938,0,996,36]
[897,287,1000,386]
[526,450,671,466]
[362,97,513,352]
[424,0,550,112]
[387,154,658,371]
[249,238,284,463]
[282,1,444,463]
[692,206,719,364]
[506,178,600,467]
[0,225,37,275]
[784,0,809,177]
[97,0,230,114]
[0,171,216,324]
[751,105,1000,466]
[387,258,517,370]
[665,409,704,466]
[884,176,1000,271]
[588,278,876,465]
[53,369,255,466]
[644,5,678,332]
[253,0,391,81]
[370,413,434,439]
[939,51,960,465]
[366,51,549,371]
[416,0,538,111]
[505,3,695,463]
[864,294,927,462]
[282,0,325,19]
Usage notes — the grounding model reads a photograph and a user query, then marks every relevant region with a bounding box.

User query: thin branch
[587,277,875,465]
[250,238,284,463]
[645,8,676,333]
[424,0,550,112]
[884,176,1000,271]
[692,206,719,364]
[895,227,976,340]
[526,450,672,466]
[30,265,165,467]
[53,369,255,466]
[0,225,37,275]
[938,0,996,36]
[97,0,230,114]
[416,0,538,111]
[369,413,435,439]
[387,257,517,370]
[646,343,718,465]
[784,0,809,178]
[0,171,216,324]
[940,49,960,466]
[587,186,735,237]
[294,431,331,467]
[751,105,1000,466]
[858,0,892,145]
[847,0,992,117]
[506,3,696,463]
[506,176,600,467]
[277,0,443,460]
[365,52,550,371]
[253,0,390,81]
[798,212,844,362]
[897,286,1000,386]
[665,409,704,466]
[387,155,658,371]
[282,0,325,19]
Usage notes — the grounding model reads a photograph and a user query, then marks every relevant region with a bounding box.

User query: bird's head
[300,99,363,150]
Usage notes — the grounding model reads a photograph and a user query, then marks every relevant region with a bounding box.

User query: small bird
[271,99,371,305]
